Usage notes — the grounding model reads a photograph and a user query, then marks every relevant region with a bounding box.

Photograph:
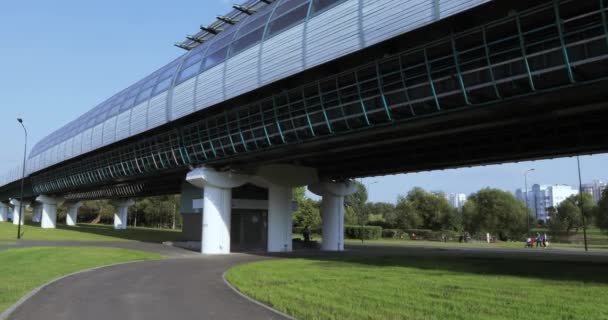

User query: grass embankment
[227,255,608,320]
[0,223,181,242]
[0,246,162,312]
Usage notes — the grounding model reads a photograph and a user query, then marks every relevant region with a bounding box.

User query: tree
[463,188,528,240]
[343,180,371,229]
[549,193,595,235]
[595,189,608,232]
[394,197,422,230]
[396,187,459,231]
[292,187,321,231]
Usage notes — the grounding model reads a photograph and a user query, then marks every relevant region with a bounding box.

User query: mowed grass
[226,255,608,320]
[0,222,182,243]
[0,246,162,312]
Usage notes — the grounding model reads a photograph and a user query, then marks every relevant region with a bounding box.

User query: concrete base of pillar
[65,202,83,226]
[111,200,134,230]
[309,181,357,252]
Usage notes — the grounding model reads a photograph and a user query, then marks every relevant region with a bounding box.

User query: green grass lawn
[0,222,182,243]
[0,246,162,312]
[226,255,608,320]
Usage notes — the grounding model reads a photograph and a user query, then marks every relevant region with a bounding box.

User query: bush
[382,229,405,239]
[344,225,382,240]
[404,229,460,241]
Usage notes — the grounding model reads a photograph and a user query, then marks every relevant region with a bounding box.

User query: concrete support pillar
[110,199,135,230]
[187,167,248,254]
[65,202,83,226]
[309,181,357,251]
[0,203,9,222]
[10,199,29,225]
[32,204,42,223]
[267,185,293,252]
[36,195,64,229]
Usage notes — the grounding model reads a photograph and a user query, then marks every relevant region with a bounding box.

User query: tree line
[292,182,608,240]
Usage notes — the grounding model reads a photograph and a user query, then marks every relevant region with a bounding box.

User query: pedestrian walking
[535,233,542,248]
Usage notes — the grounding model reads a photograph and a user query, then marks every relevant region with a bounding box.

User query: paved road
[8,253,287,320]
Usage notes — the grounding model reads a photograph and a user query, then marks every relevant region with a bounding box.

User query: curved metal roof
[24,0,490,177]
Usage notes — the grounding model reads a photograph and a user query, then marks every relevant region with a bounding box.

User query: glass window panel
[311,0,341,13]
[153,77,172,95]
[273,0,309,17]
[202,46,230,71]
[120,96,136,112]
[206,29,237,53]
[240,11,272,33]
[267,4,309,37]
[136,87,153,104]
[230,27,265,55]
[176,63,200,84]
[109,104,120,117]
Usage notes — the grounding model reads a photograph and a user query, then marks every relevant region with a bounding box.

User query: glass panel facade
[311,0,342,14]
[267,3,309,37]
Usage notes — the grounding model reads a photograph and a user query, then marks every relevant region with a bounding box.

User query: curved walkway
[6,245,287,320]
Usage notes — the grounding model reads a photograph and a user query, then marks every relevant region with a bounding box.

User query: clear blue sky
[0,1,606,203]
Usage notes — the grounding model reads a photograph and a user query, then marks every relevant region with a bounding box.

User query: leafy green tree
[549,193,595,234]
[394,198,422,230]
[292,198,321,230]
[463,188,528,240]
[396,187,459,231]
[595,189,608,232]
[344,180,370,228]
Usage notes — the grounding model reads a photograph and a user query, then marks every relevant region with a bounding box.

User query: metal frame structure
[30,0,608,195]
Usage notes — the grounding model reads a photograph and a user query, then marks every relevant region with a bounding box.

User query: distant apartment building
[515,184,578,222]
[444,193,468,210]
[582,180,607,204]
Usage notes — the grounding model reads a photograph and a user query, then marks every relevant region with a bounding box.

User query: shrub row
[344,225,383,240]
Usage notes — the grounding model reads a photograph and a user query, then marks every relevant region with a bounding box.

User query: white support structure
[187,167,248,254]
[0,203,9,222]
[267,185,294,252]
[254,164,318,253]
[65,201,83,226]
[36,195,64,229]
[309,180,357,251]
[32,204,42,223]
[9,199,29,225]
[110,199,135,230]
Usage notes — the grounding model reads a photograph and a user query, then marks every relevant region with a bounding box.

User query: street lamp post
[16,118,28,240]
[576,156,589,252]
[524,168,535,237]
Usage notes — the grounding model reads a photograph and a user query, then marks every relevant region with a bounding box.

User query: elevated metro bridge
[1,0,607,253]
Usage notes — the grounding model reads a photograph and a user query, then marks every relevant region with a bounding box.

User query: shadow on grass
[18,222,184,243]
[262,243,608,285]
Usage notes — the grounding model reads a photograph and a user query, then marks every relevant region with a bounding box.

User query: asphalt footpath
[7,252,288,320]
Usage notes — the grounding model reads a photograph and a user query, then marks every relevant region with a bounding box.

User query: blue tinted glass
[136,87,153,104]
[311,0,341,13]
[120,96,136,112]
[153,77,172,95]
[273,0,309,17]
[267,4,309,36]
[231,27,265,55]
[177,63,200,83]
[202,46,230,70]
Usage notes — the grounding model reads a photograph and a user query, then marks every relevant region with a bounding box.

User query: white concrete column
[0,203,9,222]
[187,167,248,254]
[31,205,42,223]
[267,185,294,252]
[110,199,135,230]
[65,201,83,226]
[309,181,357,251]
[9,199,29,225]
[36,195,64,229]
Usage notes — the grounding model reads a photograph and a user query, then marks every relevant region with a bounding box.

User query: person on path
[543,233,549,248]
[535,233,542,248]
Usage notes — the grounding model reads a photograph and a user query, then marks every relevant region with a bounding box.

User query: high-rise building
[444,193,467,210]
[581,180,607,204]
[515,184,578,222]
